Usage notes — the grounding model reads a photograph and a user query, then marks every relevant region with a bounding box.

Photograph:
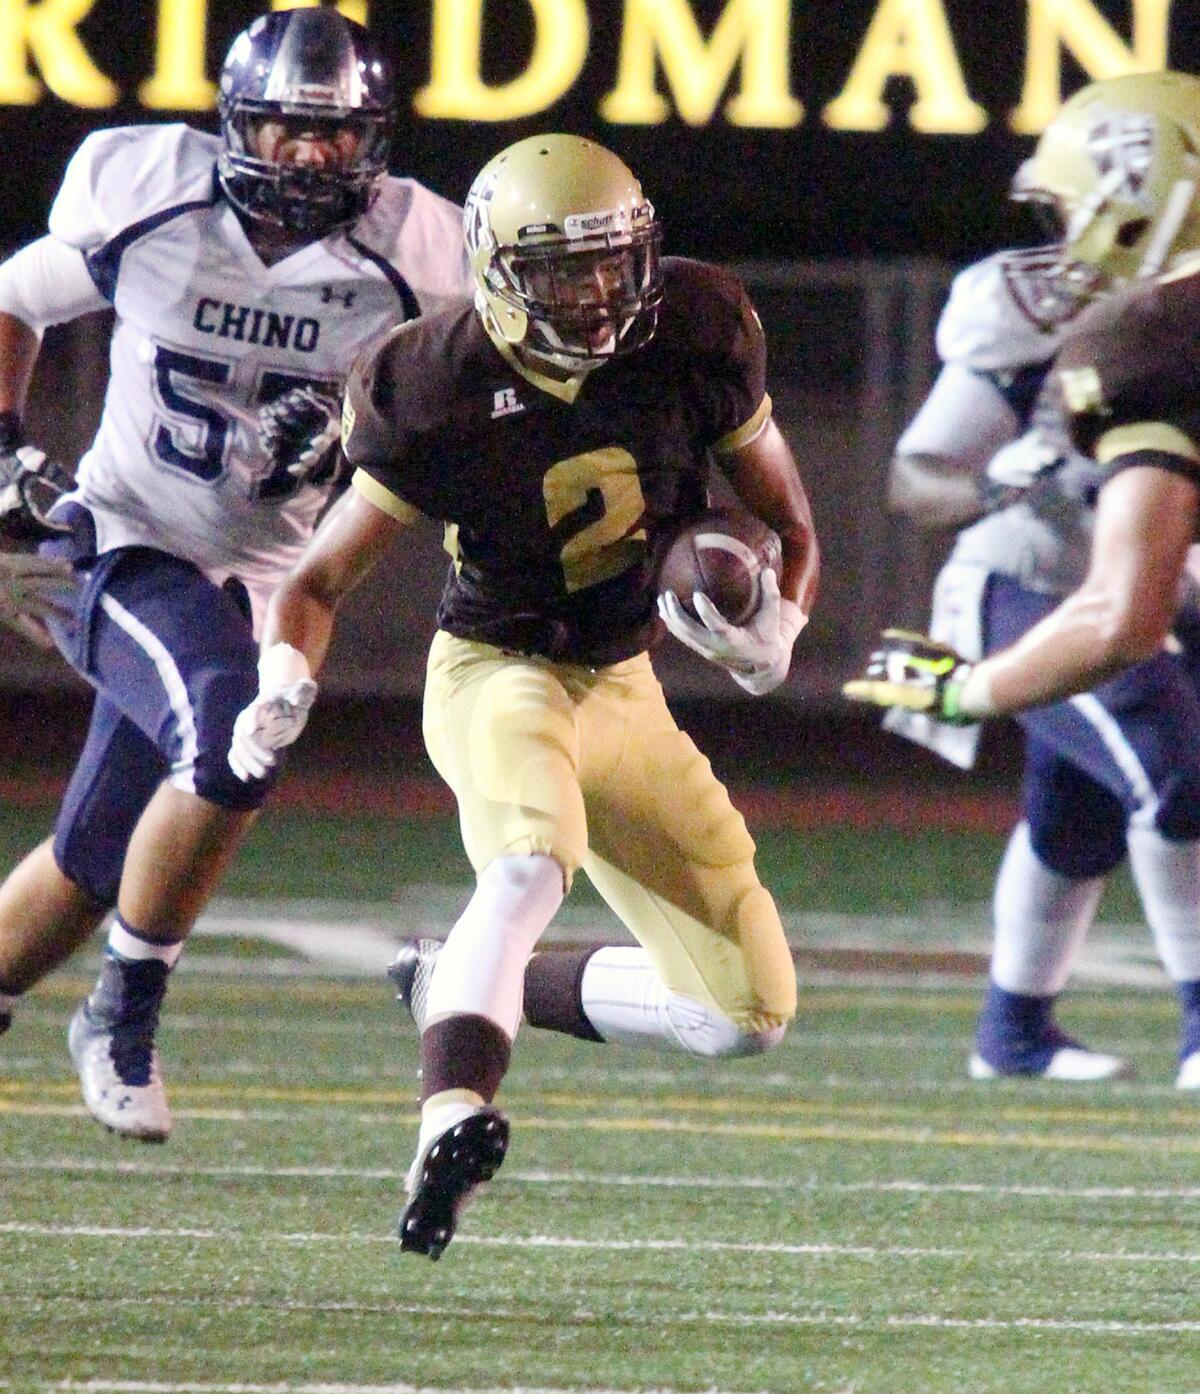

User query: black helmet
[217,8,393,240]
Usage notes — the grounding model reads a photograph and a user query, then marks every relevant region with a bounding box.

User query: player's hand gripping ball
[656,506,782,626]
[657,507,805,696]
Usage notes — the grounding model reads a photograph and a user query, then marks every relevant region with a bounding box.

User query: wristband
[950,662,997,720]
[258,641,312,690]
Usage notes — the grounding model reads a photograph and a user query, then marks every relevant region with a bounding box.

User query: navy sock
[1176,979,1200,1059]
[976,981,1073,1069]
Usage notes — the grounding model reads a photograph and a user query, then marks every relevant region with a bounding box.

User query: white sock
[108,918,185,968]
[990,822,1103,995]
[408,1088,487,1189]
[424,853,564,1039]
[1126,826,1200,981]
[579,945,776,1056]
[0,988,20,1017]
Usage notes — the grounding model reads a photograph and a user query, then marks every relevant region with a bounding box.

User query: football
[657,506,782,627]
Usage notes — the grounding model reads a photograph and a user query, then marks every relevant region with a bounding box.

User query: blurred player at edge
[886,241,1200,1084]
[846,72,1200,1090]
[0,8,469,1140]
[229,133,819,1257]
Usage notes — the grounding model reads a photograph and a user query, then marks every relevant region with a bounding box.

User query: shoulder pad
[661,255,745,305]
[344,311,458,459]
[48,124,218,252]
[936,252,1060,372]
[1056,268,1200,457]
[351,177,471,299]
[658,256,761,352]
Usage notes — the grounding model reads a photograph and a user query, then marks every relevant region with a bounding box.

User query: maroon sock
[523,947,605,1042]
[420,1013,511,1103]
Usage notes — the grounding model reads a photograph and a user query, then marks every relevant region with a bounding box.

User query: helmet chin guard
[217,8,393,241]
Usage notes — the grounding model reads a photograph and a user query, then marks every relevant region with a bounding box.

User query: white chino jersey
[905,253,1101,596]
[47,123,470,619]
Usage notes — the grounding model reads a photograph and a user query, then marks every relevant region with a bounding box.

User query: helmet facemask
[218,10,393,241]
[1000,239,1104,331]
[483,221,663,371]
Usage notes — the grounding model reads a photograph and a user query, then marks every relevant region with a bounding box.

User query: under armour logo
[490,386,525,419]
[319,286,357,307]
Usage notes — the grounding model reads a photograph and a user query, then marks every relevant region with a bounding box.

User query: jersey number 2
[543,448,648,593]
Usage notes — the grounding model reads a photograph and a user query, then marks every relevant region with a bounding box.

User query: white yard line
[6,1157,1200,1202]
[3,1220,1200,1268]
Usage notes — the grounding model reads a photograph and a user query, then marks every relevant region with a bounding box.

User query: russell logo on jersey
[490,387,525,419]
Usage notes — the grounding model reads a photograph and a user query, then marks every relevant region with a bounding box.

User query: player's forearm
[0,314,40,416]
[262,581,337,677]
[958,587,1167,718]
[725,419,819,613]
[778,517,819,619]
[886,451,984,530]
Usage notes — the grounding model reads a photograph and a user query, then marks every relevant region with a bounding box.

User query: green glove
[842,629,977,725]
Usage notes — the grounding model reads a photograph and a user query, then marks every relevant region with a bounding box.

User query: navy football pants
[43,528,275,907]
[985,575,1200,879]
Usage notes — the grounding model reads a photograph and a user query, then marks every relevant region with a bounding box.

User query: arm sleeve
[682,263,768,452]
[894,361,1021,470]
[0,237,109,336]
[342,330,408,471]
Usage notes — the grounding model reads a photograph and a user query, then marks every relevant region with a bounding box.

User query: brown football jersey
[343,257,768,666]
[1055,263,1200,490]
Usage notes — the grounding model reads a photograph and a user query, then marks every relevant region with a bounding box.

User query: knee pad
[731,884,799,1019]
[663,991,788,1058]
[179,749,279,811]
[175,662,277,811]
[1025,765,1128,879]
[1027,817,1126,879]
[1154,771,1200,842]
[52,827,119,910]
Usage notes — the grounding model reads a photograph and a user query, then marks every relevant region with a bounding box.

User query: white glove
[985,432,1063,491]
[657,568,808,696]
[228,642,318,782]
[0,550,77,649]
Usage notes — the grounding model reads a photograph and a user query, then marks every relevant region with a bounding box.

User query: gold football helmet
[1005,71,1200,327]
[463,134,663,372]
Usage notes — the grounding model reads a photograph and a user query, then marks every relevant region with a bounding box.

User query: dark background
[7,0,1195,259]
[0,1,1183,731]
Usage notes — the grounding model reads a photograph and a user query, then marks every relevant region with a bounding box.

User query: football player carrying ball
[231,133,819,1258]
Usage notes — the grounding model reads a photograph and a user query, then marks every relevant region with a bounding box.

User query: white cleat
[1176,1051,1200,1090]
[969,1047,1134,1083]
[68,1003,172,1142]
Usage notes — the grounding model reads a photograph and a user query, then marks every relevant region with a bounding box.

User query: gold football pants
[422,630,796,1032]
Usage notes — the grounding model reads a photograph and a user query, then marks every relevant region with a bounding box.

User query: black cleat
[0,1011,10,1037]
[386,938,442,1034]
[398,1108,509,1260]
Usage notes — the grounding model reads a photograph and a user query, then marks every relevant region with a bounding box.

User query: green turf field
[0,797,1195,1393]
